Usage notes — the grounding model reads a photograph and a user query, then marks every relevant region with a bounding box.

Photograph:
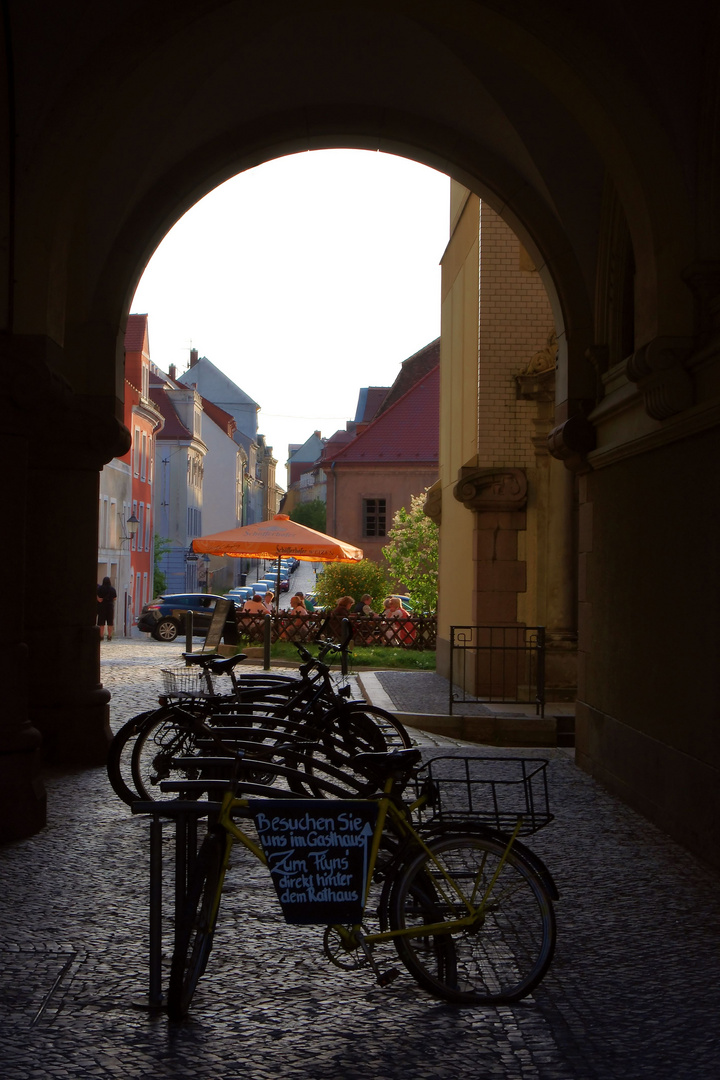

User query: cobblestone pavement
[1,639,719,1079]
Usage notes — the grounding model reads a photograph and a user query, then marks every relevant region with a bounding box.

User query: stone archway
[2,3,718,860]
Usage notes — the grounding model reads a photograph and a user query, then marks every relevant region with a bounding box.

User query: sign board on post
[200,597,236,652]
[249,800,379,925]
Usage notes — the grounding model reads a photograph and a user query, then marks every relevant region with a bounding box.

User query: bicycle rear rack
[415,755,552,835]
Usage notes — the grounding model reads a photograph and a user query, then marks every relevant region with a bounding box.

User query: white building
[150,373,208,593]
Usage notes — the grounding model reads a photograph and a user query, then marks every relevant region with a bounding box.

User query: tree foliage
[153,535,172,596]
[382,490,439,613]
[289,499,326,533]
[313,559,390,611]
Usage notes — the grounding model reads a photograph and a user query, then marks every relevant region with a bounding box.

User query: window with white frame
[109,499,117,547]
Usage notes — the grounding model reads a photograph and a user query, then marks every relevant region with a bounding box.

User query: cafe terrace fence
[448,625,546,717]
[236,610,437,651]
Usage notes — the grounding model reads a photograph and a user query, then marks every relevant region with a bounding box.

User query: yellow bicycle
[167,749,558,1020]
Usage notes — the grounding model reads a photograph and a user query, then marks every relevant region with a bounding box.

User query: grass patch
[256,640,436,670]
[348,646,436,670]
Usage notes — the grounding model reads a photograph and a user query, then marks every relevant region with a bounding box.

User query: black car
[137,593,235,642]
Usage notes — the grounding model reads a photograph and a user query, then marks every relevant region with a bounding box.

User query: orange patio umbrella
[192,514,363,563]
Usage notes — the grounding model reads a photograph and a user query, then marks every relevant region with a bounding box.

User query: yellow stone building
[435,187,577,702]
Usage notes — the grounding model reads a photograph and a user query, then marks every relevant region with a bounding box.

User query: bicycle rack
[131,799,220,1009]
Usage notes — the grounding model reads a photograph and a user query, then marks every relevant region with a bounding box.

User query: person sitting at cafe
[290,592,307,614]
[286,592,309,641]
[384,595,416,645]
[350,593,378,643]
[327,595,354,643]
[263,590,275,614]
[350,594,375,616]
[243,593,267,614]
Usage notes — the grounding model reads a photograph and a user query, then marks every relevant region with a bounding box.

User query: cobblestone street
[1,639,718,1079]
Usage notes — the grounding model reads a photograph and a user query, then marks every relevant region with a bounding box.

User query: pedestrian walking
[96,576,117,641]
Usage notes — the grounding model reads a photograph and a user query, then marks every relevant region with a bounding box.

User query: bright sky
[131,149,450,487]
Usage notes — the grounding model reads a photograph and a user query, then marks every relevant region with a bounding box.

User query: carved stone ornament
[453,466,527,512]
[423,480,442,525]
[625,336,694,420]
[547,414,597,472]
[522,330,558,375]
[515,366,555,402]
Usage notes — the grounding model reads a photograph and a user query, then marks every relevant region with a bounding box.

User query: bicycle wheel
[388,833,556,1004]
[106,711,153,805]
[131,705,210,801]
[337,703,413,752]
[287,702,414,796]
[167,832,225,1021]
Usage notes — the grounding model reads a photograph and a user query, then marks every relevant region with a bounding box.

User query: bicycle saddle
[352,748,423,779]
[183,653,248,673]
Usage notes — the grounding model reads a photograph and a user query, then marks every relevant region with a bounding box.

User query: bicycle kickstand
[353,929,400,988]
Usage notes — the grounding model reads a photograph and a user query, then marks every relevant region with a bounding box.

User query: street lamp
[120,512,140,545]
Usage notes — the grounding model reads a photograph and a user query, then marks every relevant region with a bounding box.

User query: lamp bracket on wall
[119,512,140,545]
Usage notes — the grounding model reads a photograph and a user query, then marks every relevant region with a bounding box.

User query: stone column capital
[625,336,694,420]
[453,465,527,511]
[423,480,442,524]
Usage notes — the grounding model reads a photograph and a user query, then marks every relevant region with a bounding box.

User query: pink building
[322,350,439,564]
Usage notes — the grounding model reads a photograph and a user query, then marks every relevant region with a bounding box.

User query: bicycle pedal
[376,968,401,987]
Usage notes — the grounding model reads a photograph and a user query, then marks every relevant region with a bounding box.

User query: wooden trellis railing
[235,611,436,651]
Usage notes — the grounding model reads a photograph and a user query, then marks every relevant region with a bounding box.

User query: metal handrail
[449,625,546,716]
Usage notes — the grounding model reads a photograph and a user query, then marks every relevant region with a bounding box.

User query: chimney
[190,348,199,367]
[168,363,177,381]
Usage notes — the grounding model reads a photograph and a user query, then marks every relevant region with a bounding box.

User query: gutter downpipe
[330,461,337,536]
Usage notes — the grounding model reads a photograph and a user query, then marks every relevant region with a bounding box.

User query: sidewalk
[0,639,718,1080]
[359,669,575,748]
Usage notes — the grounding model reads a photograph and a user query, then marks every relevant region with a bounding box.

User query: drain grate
[0,945,84,1027]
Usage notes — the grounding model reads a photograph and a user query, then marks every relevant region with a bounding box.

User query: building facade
[323,360,439,562]
[97,314,163,635]
[177,351,281,526]
[434,189,577,698]
[150,373,208,594]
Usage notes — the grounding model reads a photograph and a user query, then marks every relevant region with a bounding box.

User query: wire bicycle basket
[415,755,553,836]
[160,665,216,699]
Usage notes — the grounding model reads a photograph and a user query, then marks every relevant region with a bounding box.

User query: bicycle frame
[199,770,524,952]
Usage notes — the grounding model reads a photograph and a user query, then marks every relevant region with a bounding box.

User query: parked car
[225,587,253,603]
[137,593,235,642]
[262,574,290,593]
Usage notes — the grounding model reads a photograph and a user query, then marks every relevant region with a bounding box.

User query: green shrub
[314,559,390,612]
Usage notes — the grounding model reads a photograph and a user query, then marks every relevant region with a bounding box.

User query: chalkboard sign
[200,597,235,652]
[249,800,379,925]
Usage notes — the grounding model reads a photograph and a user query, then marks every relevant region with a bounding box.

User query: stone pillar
[25,463,113,764]
[453,465,528,697]
[542,457,578,698]
[1,429,46,840]
[1,334,130,840]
